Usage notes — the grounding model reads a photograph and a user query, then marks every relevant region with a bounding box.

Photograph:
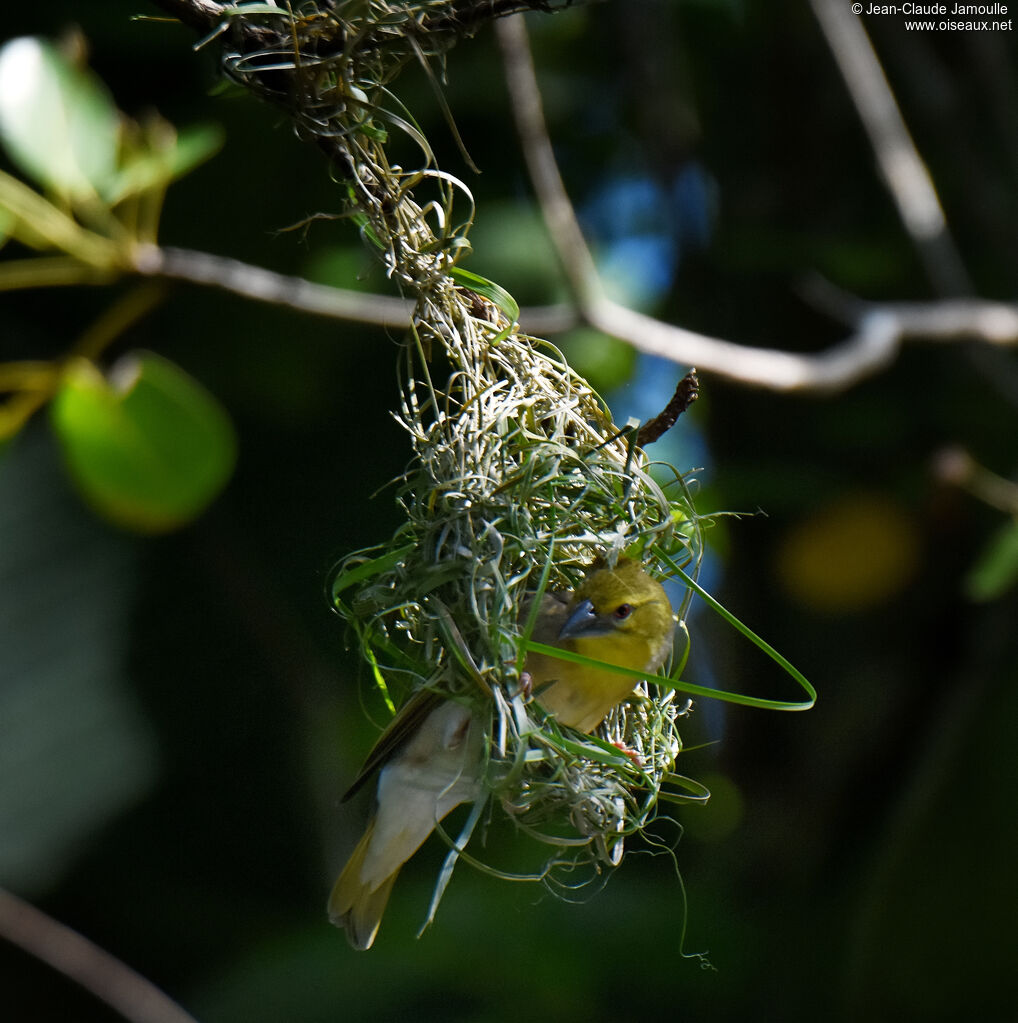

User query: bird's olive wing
[341,688,444,802]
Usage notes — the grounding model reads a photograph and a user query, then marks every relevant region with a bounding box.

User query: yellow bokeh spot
[777,493,920,614]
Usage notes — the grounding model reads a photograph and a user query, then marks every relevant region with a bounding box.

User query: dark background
[2,2,1017,1020]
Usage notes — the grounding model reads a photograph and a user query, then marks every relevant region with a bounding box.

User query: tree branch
[147,0,227,35]
[637,369,699,447]
[933,445,1018,515]
[129,245,584,334]
[591,291,1018,393]
[141,3,1018,394]
[127,247,1010,392]
[132,244,414,327]
[123,227,1018,398]
[495,13,1018,393]
[147,0,573,55]
[809,0,971,295]
[0,888,201,1023]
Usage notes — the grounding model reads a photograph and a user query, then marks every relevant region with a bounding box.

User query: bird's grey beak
[558,598,599,640]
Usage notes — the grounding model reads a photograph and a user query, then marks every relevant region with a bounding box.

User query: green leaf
[50,353,236,533]
[658,772,712,806]
[330,543,416,603]
[964,518,1018,602]
[0,37,120,200]
[356,120,388,143]
[106,122,223,204]
[449,266,520,343]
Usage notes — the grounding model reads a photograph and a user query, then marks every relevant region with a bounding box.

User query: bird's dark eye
[613,603,634,620]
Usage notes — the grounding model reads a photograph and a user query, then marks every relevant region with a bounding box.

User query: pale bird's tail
[328,819,399,951]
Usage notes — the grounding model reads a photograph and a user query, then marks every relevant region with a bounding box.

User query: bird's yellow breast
[523,557,673,732]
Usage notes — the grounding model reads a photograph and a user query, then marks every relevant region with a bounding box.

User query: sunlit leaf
[449,266,519,343]
[222,1,292,14]
[106,121,224,204]
[0,37,119,199]
[50,353,237,533]
[331,543,417,603]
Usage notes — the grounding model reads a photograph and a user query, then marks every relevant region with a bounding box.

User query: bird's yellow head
[522,556,675,732]
[559,556,674,665]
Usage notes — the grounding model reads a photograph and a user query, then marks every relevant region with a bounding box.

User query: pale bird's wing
[361,700,482,886]
[329,699,482,949]
[341,688,444,802]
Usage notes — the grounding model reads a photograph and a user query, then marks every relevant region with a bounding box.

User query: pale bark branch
[933,445,1018,515]
[133,244,414,327]
[809,0,972,295]
[130,245,580,334]
[493,12,1018,393]
[0,887,201,1023]
[121,246,1016,394]
[140,3,1017,395]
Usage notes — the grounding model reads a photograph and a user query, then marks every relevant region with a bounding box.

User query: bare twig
[0,888,201,1023]
[637,369,699,447]
[147,0,227,34]
[496,15,599,309]
[137,4,1018,394]
[132,244,414,327]
[594,294,1018,392]
[147,0,571,57]
[150,0,568,32]
[495,13,1018,393]
[933,446,1018,516]
[127,244,1018,391]
[809,2,1018,404]
[809,0,971,296]
[130,245,580,334]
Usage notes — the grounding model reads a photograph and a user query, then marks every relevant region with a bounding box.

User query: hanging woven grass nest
[331,313,708,890]
[212,0,710,902]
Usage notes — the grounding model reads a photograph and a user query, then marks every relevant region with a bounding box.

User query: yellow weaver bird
[329,556,674,949]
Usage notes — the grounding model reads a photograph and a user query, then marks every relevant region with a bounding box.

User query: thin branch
[933,445,1018,516]
[0,888,201,1023]
[495,15,600,309]
[138,3,1017,393]
[129,245,582,335]
[808,3,1018,403]
[637,369,699,447]
[132,244,414,327]
[147,0,227,34]
[147,0,571,58]
[122,246,1016,391]
[495,13,1018,393]
[149,0,566,32]
[592,292,1018,392]
[809,0,971,295]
